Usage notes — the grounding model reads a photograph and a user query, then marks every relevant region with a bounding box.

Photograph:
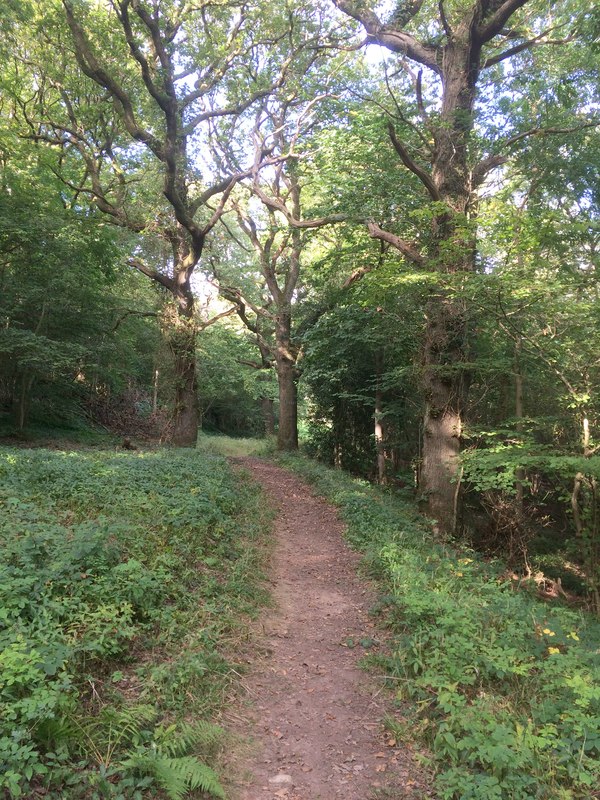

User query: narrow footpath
[227,458,432,800]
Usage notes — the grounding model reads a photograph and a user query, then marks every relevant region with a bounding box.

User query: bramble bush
[0,447,271,798]
[279,454,600,800]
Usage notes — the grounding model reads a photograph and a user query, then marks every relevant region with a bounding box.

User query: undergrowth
[0,446,272,799]
[277,454,600,800]
[196,432,275,459]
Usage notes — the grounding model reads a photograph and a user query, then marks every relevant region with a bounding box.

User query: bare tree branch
[115,1,172,113]
[367,222,424,265]
[473,120,600,185]
[198,305,237,331]
[438,1,453,38]
[471,154,509,187]
[477,0,532,44]
[111,309,158,332]
[128,257,174,291]
[333,0,441,74]
[387,121,440,200]
[498,120,600,149]
[343,264,375,288]
[250,184,347,228]
[62,0,164,159]
[483,29,574,68]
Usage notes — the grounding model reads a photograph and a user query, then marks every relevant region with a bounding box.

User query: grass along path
[277,454,600,800]
[4,432,599,799]
[0,445,272,799]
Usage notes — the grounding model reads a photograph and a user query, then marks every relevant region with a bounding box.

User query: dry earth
[225,458,433,800]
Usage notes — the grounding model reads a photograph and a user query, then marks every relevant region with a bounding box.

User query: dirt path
[226,459,432,800]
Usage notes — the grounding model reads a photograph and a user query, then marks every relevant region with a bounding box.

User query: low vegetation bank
[279,454,600,800]
[0,447,271,799]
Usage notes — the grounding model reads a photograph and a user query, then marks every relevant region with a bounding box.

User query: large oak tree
[333,0,595,531]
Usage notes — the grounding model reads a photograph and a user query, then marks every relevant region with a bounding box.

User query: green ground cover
[278,454,600,800]
[0,446,272,799]
[196,432,274,459]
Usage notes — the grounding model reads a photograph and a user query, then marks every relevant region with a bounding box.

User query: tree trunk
[14,372,34,430]
[275,305,299,451]
[515,338,525,509]
[170,275,199,447]
[261,396,276,437]
[13,303,47,430]
[334,1,534,532]
[277,359,298,450]
[419,41,478,532]
[152,368,159,414]
[420,292,469,531]
[375,351,386,484]
[422,404,462,531]
[257,344,275,437]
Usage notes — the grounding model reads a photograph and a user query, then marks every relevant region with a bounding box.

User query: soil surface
[226,458,433,800]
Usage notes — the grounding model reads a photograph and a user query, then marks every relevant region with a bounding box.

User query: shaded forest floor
[2,433,599,799]
[226,458,432,800]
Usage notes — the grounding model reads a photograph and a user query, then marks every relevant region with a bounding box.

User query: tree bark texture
[275,306,299,451]
[170,270,199,447]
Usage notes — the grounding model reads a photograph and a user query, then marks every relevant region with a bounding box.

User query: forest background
[0,1,600,796]
[2,0,599,597]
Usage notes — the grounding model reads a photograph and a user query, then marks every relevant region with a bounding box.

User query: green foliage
[121,753,225,800]
[279,454,600,800]
[197,323,275,437]
[0,143,161,431]
[0,446,272,798]
[301,269,425,478]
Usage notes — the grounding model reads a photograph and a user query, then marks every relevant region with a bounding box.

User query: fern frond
[157,720,224,757]
[150,755,190,800]
[162,757,226,800]
[179,757,226,798]
[73,703,157,765]
[120,752,226,800]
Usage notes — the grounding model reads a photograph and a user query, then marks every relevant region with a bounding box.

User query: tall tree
[333,0,596,531]
[4,0,321,444]
[212,86,348,450]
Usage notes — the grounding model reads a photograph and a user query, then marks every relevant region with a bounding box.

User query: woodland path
[225,458,432,800]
